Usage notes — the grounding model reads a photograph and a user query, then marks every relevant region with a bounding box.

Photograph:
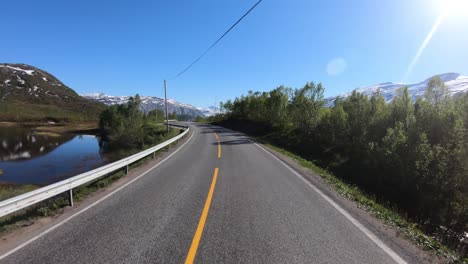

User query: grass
[0,184,39,201]
[35,122,99,134]
[257,139,466,263]
[0,128,187,236]
[0,102,103,123]
[0,121,100,135]
[32,131,62,137]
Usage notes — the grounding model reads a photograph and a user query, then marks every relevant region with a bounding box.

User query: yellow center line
[184,168,219,264]
[214,133,221,159]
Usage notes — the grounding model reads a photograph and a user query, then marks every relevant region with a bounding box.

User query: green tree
[290,82,325,135]
[425,76,449,112]
[99,94,145,149]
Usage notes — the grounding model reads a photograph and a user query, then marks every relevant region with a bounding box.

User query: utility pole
[164,79,169,134]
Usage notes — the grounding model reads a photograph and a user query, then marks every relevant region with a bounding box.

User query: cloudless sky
[1,0,467,107]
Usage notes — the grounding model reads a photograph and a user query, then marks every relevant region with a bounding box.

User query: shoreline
[0,121,100,135]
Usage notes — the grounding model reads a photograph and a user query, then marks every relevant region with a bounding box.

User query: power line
[172,0,264,79]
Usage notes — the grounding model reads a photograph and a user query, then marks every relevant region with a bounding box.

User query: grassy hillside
[0,102,104,123]
[0,63,104,122]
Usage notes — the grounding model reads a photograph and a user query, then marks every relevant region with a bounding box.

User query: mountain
[197,106,222,117]
[82,93,205,118]
[0,63,104,122]
[326,73,468,106]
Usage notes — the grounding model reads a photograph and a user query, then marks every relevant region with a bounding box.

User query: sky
[1,0,468,108]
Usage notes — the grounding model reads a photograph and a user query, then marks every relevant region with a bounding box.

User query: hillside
[326,72,468,105]
[83,93,205,119]
[0,63,104,122]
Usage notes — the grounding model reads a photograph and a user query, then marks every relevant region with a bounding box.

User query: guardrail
[165,123,189,129]
[0,125,190,218]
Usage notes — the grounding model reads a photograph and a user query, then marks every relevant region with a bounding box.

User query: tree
[266,86,290,129]
[99,94,145,149]
[290,82,325,134]
[169,112,177,120]
[145,109,165,123]
[425,76,449,112]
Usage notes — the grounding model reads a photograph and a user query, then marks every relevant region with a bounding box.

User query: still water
[0,126,111,185]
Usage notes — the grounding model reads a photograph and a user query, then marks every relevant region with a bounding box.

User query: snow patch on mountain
[82,93,205,118]
[197,106,222,117]
[327,73,468,106]
[0,65,35,75]
[16,75,25,85]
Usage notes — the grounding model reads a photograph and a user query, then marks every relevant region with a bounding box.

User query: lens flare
[402,0,468,82]
[402,14,445,82]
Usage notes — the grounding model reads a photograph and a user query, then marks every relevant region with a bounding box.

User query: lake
[0,126,111,186]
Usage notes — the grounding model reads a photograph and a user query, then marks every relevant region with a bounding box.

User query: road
[1,123,407,263]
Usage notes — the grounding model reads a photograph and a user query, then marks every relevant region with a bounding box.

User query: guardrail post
[69,189,74,207]
[126,164,129,175]
[152,152,155,159]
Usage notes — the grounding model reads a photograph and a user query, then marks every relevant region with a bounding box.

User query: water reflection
[0,126,111,185]
[0,126,74,162]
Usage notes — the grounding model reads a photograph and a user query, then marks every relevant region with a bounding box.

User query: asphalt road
[1,123,406,263]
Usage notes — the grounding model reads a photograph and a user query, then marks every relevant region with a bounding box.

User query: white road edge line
[252,140,407,264]
[0,130,195,261]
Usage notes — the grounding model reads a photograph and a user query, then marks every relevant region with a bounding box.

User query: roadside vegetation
[99,94,179,151]
[210,76,468,261]
[0,183,38,202]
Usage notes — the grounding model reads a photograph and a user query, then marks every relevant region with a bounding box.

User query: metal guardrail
[165,123,189,129]
[0,125,190,218]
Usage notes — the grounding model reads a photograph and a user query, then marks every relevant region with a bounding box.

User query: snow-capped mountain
[197,106,222,117]
[327,73,468,106]
[1,63,88,103]
[82,93,205,118]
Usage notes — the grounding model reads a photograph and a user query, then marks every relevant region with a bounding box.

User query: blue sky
[1,0,467,107]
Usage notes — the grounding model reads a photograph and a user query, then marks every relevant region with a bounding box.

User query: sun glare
[403,0,467,82]
[439,0,468,17]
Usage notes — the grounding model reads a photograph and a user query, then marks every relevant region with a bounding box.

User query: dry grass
[0,121,99,134]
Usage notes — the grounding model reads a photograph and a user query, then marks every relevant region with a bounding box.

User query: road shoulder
[255,141,446,264]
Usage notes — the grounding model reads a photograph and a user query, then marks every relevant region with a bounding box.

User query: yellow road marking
[185,168,219,264]
[214,133,221,158]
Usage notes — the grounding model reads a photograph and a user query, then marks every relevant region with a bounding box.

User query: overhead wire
[170,0,264,80]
